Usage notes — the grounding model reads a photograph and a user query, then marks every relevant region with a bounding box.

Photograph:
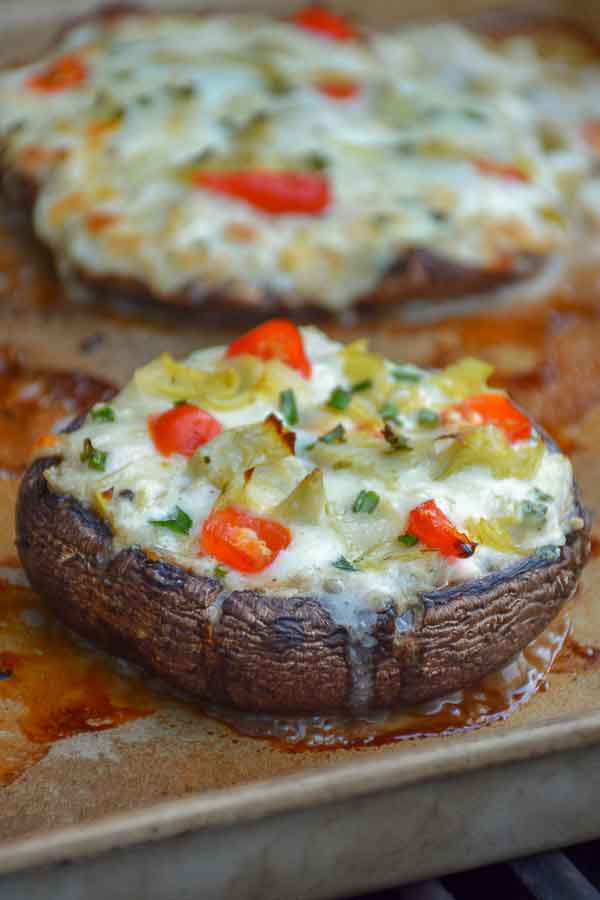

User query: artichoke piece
[220,457,307,514]
[134,352,264,410]
[341,340,392,404]
[434,426,544,481]
[465,517,528,556]
[357,540,430,569]
[273,468,326,525]
[192,414,295,489]
[431,357,494,401]
[309,433,415,486]
[330,499,401,560]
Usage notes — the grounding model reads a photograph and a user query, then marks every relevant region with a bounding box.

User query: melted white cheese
[47,328,578,613]
[1,13,594,310]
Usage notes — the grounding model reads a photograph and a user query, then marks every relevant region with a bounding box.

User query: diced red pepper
[226,318,312,378]
[316,80,360,100]
[149,404,222,457]
[442,393,532,444]
[201,506,292,573]
[474,157,529,182]
[583,120,600,153]
[292,6,359,41]
[192,170,331,215]
[407,500,476,559]
[27,54,88,92]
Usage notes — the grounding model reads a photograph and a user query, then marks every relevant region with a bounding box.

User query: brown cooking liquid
[202,608,590,752]
[0,579,155,787]
[0,345,113,477]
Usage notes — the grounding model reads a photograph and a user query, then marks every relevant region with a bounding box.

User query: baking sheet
[2,0,600,894]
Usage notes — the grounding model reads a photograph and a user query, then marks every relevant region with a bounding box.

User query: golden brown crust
[16,455,590,715]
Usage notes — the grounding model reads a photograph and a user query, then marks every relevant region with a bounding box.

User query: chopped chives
[80,438,108,472]
[328,386,352,410]
[417,408,440,428]
[319,423,346,444]
[149,506,192,535]
[398,533,418,547]
[332,555,358,572]
[392,365,422,383]
[352,490,380,514]
[279,388,299,426]
[90,405,115,423]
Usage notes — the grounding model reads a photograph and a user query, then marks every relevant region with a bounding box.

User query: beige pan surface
[1,0,600,890]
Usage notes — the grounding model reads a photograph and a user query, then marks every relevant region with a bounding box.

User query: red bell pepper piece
[201,506,292,572]
[149,404,222,457]
[442,393,532,444]
[226,318,311,378]
[407,500,476,559]
[192,170,331,215]
[27,54,88,92]
[292,6,359,41]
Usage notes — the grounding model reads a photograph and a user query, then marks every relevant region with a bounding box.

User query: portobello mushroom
[0,7,578,320]
[16,324,590,715]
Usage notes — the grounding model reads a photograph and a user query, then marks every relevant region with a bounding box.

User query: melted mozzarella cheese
[2,13,595,310]
[47,328,578,615]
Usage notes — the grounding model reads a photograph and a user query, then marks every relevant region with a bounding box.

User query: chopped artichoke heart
[330,501,401,559]
[465,517,528,556]
[191,416,294,489]
[218,457,305,513]
[435,426,544,480]
[431,358,494,400]
[309,430,416,484]
[273,468,326,524]
[358,541,429,569]
[135,353,260,409]
[341,341,392,403]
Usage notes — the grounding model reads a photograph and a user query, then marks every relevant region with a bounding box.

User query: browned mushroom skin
[16,454,590,715]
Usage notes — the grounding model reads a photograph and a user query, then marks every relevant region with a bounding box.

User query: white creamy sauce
[2,13,599,310]
[47,328,578,626]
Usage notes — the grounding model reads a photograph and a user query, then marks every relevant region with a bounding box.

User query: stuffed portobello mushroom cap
[16,326,590,714]
[0,8,575,320]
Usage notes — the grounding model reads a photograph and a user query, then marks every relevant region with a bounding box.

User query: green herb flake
[520,499,548,529]
[535,545,560,562]
[279,388,299,427]
[398,533,418,547]
[392,365,422,383]
[533,488,553,504]
[80,438,108,472]
[305,151,329,171]
[90,405,116,423]
[382,423,411,451]
[319,423,347,444]
[416,408,440,428]
[351,379,373,393]
[352,490,380,514]
[173,399,190,407]
[149,506,192,536]
[379,402,400,423]
[214,565,228,579]
[328,387,352,411]
[332,555,358,572]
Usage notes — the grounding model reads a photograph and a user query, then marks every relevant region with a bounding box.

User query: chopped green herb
[520,499,548,530]
[214,565,228,579]
[319,423,347,444]
[382,423,411,451]
[417,408,440,428]
[80,438,107,472]
[351,379,373,393]
[399,532,418,547]
[535,545,560,562]
[168,83,196,100]
[352,490,380,514]
[305,151,329,171]
[463,107,487,121]
[430,209,448,223]
[379,402,400,423]
[90,405,115,423]
[149,506,192,536]
[392,365,422,383]
[533,488,553,504]
[332,555,358,572]
[136,94,153,107]
[328,386,352,411]
[279,388,299,426]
